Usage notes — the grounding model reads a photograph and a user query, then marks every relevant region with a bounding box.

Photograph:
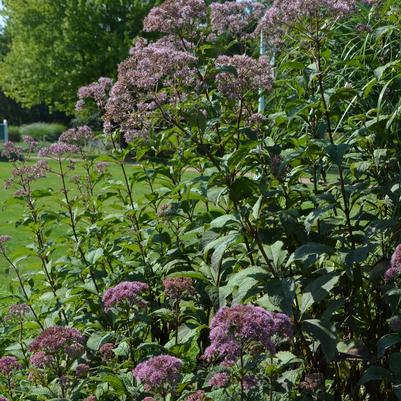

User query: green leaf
[357,366,391,386]
[389,352,401,380]
[325,143,350,165]
[85,248,103,264]
[377,334,401,357]
[301,272,341,315]
[113,341,130,357]
[303,319,337,361]
[288,243,334,269]
[100,374,127,395]
[209,214,240,229]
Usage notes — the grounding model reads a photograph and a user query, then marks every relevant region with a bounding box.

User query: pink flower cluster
[208,371,230,388]
[258,0,377,41]
[29,326,84,357]
[204,304,292,364]
[76,77,113,112]
[210,1,265,36]
[38,142,79,158]
[1,141,23,160]
[0,356,21,375]
[102,281,149,311]
[0,235,11,252]
[163,277,195,300]
[124,38,197,91]
[215,55,272,100]
[99,342,114,360]
[385,244,401,282]
[186,390,205,401]
[143,0,206,34]
[6,303,30,320]
[59,126,92,144]
[133,355,183,392]
[30,351,54,368]
[22,135,38,153]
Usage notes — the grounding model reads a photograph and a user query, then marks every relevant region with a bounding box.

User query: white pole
[3,119,8,143]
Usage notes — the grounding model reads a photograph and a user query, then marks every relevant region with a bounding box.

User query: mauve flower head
[85,397,96,401]
[22,136,38,153]
[124,37,198,91]
[143,398,157,401]
[210,1,265,37]
[1,141,23,161]
[204,305,292,364]
[390,317,401,332]
[163,277,195,300]
[299,372,324,390]
[384,244,401,282]
[0,396,9,401]
[38,142,79,158]
[76,363,90,378]
[6,160,48,191]
[95,162,109,174]
[102,281,149,312]
[0,235,11,252]
[77,77,113,111]
[99,342,114,360]
[257,0,376,42]
[6,303,30,320]
[215,55,272,100]
[133,355,183,392]
[186,390,206,401]
[29,326,84,356]
[0,356,21,375]
[59,126,92,144]
[144,0,206,34]
[30,351,54,368]
[208,372,230,388]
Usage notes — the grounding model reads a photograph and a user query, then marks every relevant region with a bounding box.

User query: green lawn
[0,159,152,292]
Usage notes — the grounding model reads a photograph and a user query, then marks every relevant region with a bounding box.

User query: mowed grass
[0,159,155,292]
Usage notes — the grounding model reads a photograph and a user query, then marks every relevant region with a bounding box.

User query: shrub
[18,122,66,142]
[2,0,401,400]
[7,126,21,142]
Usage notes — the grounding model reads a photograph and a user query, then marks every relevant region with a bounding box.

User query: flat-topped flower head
[257,0,377,42]
[163,277,195,300]
[30,351,54,368]
[77,77,113,111]
[215,55,272,100]
[204,304,291,364]
[85,396,96,401]
[385,244,401,282]
[0,396,9,401]
[186,391,206,401]
[0,235,11,252]
[59,126,92,144]
[208,372,230,388]
[102,281,149,312]
[29,326,84,357]
[38,142,79,158]
[0,356,21,375]
[22,136,38,153]
[6,303,30,320]
[133,355,183,392]
[99,342,114,360]
[1,141,23,161]
[144,0,206,34]
[210,1,265,37]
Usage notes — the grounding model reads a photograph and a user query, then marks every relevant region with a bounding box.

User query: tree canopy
[0,0,157,113]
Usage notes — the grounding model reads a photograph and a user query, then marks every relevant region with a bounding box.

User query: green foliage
[0,0,158,113]
[3,0,401,400]
[18,122,66,142]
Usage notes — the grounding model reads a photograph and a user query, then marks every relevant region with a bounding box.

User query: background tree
[0,0,158,114]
